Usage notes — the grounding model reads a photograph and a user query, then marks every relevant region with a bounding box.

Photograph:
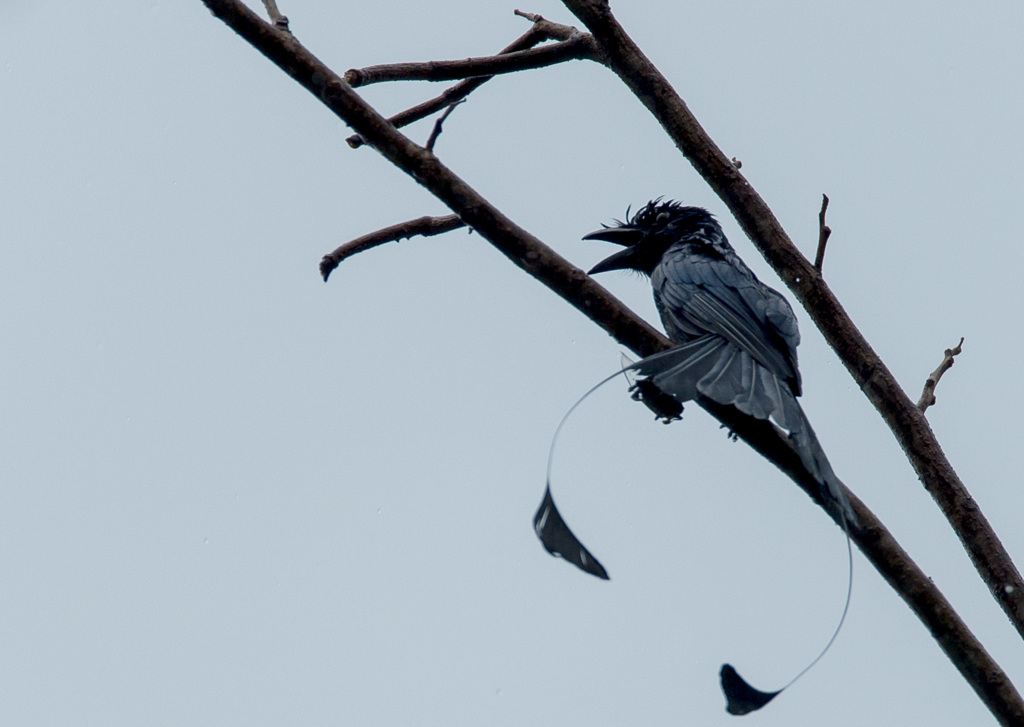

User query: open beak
[584,226,642,275]
[582,226,643,246]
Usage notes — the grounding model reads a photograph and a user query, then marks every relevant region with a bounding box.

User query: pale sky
[3,2,1024,725]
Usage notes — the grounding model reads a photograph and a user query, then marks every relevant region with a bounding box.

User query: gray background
[3,1,1023,724]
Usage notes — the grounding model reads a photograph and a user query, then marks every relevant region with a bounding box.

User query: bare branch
[918,338,965,412]
[561,0,1024,650]
[344,36,599,88]
[260,0,289,31]
[425,101,465,152]
[814,193,832,271]
[202,3,1023,720]
[347,14,583,149]
[320,215,466,282]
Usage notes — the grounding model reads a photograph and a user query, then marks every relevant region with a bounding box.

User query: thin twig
[814,193,831,271]
[344,36,598,87]
[511,10,581,41]
[201,3,1024,721]
[320,214,466,282]
[918,338,965,412]
[347,11,589,149]
[425,101,465,152]
[260,0,289,31]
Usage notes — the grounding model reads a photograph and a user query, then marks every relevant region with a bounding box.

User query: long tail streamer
[532,358,854,715]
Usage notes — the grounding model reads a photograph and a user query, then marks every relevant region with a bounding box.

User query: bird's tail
[634,335,858,527]
[634,336,857,713]
[787,411,859,527]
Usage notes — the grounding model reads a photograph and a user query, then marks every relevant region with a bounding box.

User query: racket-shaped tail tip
[533,485,609,580]
[720,664,781,715]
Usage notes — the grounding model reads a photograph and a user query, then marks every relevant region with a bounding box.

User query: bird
[532,199,856,715]
[584,199,857,527]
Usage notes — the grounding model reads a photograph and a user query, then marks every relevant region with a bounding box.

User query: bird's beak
[588,245,639,275]
[582,227,643,246]
[584,226,642,275]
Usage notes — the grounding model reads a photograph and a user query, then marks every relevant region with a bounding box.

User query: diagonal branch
[560,0,1024,647]
[201,2,1023,721]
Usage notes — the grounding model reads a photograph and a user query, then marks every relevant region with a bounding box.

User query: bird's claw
[630,379,683,423]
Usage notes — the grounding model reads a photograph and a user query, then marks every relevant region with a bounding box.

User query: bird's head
[585,200,716,276]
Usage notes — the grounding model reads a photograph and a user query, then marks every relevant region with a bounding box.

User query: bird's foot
[718,424,740,442]
[630,379,683,423]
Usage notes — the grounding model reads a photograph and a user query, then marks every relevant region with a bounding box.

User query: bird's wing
[655,248,801,394]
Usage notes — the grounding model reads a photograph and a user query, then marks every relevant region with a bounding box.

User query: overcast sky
[3,1,1024,725]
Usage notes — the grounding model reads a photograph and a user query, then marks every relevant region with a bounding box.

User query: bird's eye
[656,212,670,224]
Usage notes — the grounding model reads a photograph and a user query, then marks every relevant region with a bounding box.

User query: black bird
[532,200,856,715]
[585,200,857,527]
